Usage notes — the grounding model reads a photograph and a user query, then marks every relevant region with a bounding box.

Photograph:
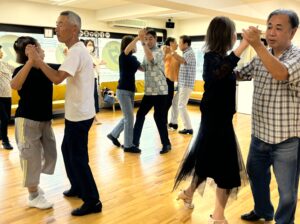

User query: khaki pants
[15,118,57,187]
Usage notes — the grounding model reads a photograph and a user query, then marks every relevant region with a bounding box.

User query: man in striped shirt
[238,9,300,224]
[169,35,196,134]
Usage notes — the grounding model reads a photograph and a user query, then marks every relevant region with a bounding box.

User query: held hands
[25,44,41,67]
[242,26,262,48]
[138,28,147,43]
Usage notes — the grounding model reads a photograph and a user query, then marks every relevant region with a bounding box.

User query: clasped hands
[25,44,42,68]
[242,26,262,48]
[138,28,147,43]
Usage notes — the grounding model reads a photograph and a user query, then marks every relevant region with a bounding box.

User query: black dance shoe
[63,189,80,197]
[160,144,171,154]
[124,146,141,153]
[178,129,193,135]
[71,201,102,216]
[107,134,121,147]
[168,123,178,130]
[241,210,273,222]
[2,141,13,150]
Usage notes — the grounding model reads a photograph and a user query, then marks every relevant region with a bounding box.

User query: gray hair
[268,9,299,29]
[60,11,81,32]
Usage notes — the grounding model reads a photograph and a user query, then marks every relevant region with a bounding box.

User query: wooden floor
[0,105,299,224]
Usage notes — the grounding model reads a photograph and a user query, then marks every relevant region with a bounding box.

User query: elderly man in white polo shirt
[26,11,101,216]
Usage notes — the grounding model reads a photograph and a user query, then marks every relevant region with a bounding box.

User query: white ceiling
[26,0,300,24]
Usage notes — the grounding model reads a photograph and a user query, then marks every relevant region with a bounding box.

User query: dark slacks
[61,118,100,204]
[133,95,170,147]
[94,78,100,113]
[0,97,12,143]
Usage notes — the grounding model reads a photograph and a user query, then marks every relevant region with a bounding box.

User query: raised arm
[124,33,141,55]
[234,38,249,58]
[171,51,186,64]
[26,44,69,84]
[243,26,289,80]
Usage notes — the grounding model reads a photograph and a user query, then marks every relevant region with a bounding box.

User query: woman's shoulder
[204,51,223,64]
[204,51,222,58]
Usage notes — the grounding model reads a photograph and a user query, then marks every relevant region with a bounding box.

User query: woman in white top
[84,39,105,125]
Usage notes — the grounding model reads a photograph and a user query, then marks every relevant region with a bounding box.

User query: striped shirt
[178,47,196,89]
[142,46,168,95]
[237,45,300,144]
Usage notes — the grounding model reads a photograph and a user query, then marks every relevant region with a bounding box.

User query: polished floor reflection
[0,105,299,224]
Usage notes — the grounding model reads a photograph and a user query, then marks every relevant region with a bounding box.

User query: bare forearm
[172,52,185,64]
[11,61,33,90]
[253,42,288,80]
[37,60,66,84]
[143,45,154,62]
[234,39,249,57]
[124,36,139,55]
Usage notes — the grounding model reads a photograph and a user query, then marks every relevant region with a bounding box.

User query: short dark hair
[146,29,157,38]
[120,35,134,54]
[165,37,175,46]
[84,39,96,53]
[268,9,299,29]
[14,36,38,64]
[180,35,191,46]
[204,16,236,56]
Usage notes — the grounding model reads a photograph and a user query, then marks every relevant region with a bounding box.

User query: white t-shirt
[0,61,14,97]
[59,42,95,121]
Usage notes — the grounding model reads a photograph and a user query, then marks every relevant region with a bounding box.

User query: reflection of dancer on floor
[174,16,249,224]
[84,39,106,125]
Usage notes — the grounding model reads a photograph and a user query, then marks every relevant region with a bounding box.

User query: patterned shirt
[142,46,168,95]
[0,61,14,97]
[237,45,300,144]
[178,47,196,89]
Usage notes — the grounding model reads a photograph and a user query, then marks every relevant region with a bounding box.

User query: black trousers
[166,78,174,122]
[133,95,170,147]
[94,78,100,113]
[0,97,11,143]
[61,118,100,204]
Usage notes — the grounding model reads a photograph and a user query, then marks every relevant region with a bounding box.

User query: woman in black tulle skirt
[174,17,249,223]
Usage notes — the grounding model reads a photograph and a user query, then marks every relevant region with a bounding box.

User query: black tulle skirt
[174,113,247,197]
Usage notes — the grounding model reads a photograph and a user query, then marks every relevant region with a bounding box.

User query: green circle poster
[101,41,120,71]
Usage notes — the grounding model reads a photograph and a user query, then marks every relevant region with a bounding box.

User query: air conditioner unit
[108,19,146,29]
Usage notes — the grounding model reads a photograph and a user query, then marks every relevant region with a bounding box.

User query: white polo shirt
[59,42,95,122]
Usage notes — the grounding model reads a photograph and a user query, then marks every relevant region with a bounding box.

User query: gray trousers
[15,118,57,187]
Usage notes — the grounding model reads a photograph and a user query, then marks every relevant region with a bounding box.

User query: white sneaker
[38,187,45,195]
[28,194,53,209]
